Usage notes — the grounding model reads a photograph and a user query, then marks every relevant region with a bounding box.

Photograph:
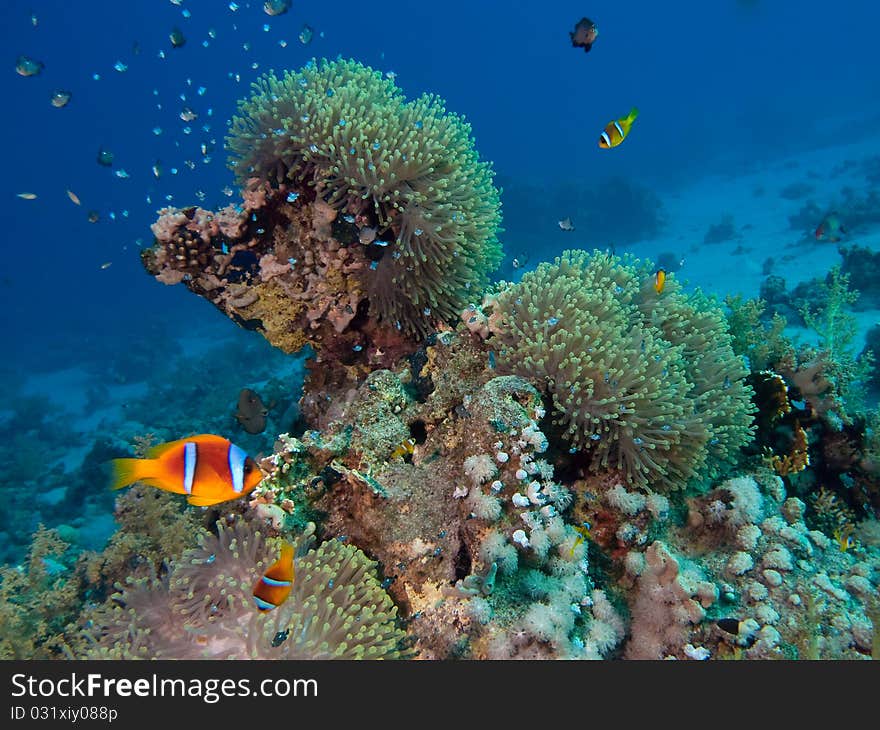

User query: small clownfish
[569,521,592,557]
[109,434,262,507]
[833,525,856,553]
[599,107,639,149]
[654,268,667,294]
[390,437,416,461]
[253,542,295,612]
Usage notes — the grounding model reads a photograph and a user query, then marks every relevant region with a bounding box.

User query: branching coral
[0,526,82,658]
[79,518,408,659]
[486,250,754,490]
[724,294,794,372]
[226,58,502,337]
[797,267,874,415]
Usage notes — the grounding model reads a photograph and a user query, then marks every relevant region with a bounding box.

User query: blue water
[1,0,878,556]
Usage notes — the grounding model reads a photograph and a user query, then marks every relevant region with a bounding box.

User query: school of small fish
[12,2,323,269]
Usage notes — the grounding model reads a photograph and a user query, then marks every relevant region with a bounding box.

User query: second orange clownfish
[253,542,296,612]
[599,107,639,149]
[654,268,666,294]
[109,434,262,507]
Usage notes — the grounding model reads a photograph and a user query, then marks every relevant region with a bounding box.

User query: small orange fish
[599,107,639,149]
[390,437,416,461]
[833,525,856,553]
[654,268,667,294]
[109,434,262,506]
[569,521,592,557]
[253,542,295,612]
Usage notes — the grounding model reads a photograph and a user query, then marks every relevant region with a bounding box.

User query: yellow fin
[626,106,639,123]
[109,458,150,491]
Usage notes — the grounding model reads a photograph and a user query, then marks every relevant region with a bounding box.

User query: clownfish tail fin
[109,458,151,491]
[627,107,639,123]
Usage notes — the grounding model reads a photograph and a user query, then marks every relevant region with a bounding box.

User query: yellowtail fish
[654,268,666,294]
[253,541,295,611]
[390,437,416,461]
[16,192,37,200]
[66,190,81,206]
[599,107,638,149]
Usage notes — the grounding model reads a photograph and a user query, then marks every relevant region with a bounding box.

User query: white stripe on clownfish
[228,442,247,493]
[183,441,197,494]
[613,121,624,138]
[260,576,293,587]
[601,131,611,147]
[253,596,276,611]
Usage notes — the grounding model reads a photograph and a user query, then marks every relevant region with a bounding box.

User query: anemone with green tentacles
[488,250,755,490]
[227,58,502,337]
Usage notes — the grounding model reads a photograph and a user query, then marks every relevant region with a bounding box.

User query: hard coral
[226,58,502,337]
[486,250,754,490]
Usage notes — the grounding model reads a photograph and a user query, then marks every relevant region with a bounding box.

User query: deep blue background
[2,0,878,370]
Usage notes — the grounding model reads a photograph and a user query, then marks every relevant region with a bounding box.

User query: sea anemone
[79,519,409,659]
[489,250,754,490]
[227,58,502,337]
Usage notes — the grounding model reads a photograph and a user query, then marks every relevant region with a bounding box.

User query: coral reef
[78,517,408,659]
[10,50,880,663]
[223,57,502,339]
[256,354,627,659]
[480,250,754,490]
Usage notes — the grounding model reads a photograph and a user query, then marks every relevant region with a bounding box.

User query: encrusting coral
[78,517,408,659]
[481,250,755,490]
[225,57,502,338]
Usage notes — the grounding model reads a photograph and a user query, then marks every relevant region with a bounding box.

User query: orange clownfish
[253,542,295,612]
[654,268,667,294]
[109,434,262,507]
[599,107,639,149]
[390,437,416,461]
